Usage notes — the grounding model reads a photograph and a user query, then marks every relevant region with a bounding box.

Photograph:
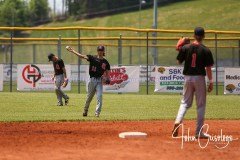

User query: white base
[119,132,147,139]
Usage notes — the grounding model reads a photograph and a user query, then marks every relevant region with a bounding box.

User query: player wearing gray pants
[175,76,206,135]
[66,45,110,117]
[172,27,214,138]
[55,74,69,106]
[84,77,103,115]
[48,53,69,106]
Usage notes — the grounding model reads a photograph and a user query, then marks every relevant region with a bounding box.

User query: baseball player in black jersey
[48,53,69,106]
[172,27,214,139]
[66,45,110,117]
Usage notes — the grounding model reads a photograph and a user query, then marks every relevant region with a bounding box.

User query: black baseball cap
[97,45,105,52]
[48,53,55,62]
[194,27,205,36]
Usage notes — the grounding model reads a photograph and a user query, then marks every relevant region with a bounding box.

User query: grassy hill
[1,0,240,65]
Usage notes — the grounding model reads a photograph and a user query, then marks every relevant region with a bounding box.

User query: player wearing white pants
[172,27,214,138]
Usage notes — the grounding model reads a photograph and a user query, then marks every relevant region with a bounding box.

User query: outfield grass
[3,82,225,95]
[0,92,239,122]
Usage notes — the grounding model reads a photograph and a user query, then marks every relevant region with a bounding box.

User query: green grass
[2,82,225,95]
[1,0,239,65]
[0,92,239,122]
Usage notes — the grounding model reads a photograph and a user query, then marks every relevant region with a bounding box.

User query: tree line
[0,0,49,28]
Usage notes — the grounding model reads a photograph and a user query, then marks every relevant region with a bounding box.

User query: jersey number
[56,64,60,70]
[91,66,97,72]
[191,53,197,68]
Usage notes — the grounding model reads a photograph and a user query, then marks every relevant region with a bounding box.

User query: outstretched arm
[66,46,88,60]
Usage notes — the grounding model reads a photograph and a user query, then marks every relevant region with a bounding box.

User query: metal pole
[118,34,122,66]
[77,30,81,94]
[62,0,64,16]
[232,47,235,66]
[118,34,123,94]
[129,46,132,65]
[53,0,56,18]
[152,0,158,65]
[215,33,218,95]
[146,32,149,95]
[139,0,142,29]
[10,32,13,92]
[239,40,240,66]
[58,35,62,58]
[33,44,36,63]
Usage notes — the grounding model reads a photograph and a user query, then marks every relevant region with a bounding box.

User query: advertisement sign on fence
[224,68,240,94]
[154,66,184,93]
[17,64,71,91]
[103,66,140,92]
[0,65,3,91]
[3,64,17,81]
[71,65,89,82]
[86,66,140,93]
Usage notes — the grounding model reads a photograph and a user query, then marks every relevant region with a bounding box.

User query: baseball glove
[102,76,111,85]
[62,78,69,88]
[105,78,111,85]
[176,37,190,51]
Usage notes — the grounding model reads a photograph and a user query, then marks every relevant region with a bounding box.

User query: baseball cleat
[95,113,100,117]
[65,96,69,105]
[172,123,180,137]
[83,112,88,117]
[195,132,211,139]
[57,102,63,106]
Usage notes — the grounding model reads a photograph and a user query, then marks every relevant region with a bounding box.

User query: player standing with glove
[66,45,110,117]
[48,53,69,106]
[172,27,214,138]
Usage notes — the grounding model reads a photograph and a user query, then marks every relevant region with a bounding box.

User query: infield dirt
[0,120,239,160]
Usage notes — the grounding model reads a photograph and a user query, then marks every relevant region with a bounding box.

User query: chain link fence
[0,27,240,94]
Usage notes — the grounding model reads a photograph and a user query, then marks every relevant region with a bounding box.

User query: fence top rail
[0,27,240,34]
[1,37,240,41]
[0,42,238,48]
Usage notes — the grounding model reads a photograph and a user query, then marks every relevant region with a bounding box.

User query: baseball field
[0,92,239,159]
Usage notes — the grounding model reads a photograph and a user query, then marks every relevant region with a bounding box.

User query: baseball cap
[48,53,55,62]
[194,27,205,36]
[97,45,105,52]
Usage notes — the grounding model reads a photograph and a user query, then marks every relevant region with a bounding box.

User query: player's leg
[172,76,194,137]
[55,75,63,106]
[175,82,194,123]
[83,78,97,116]
[95,80,103,117]
[58,74,69,105]
[194,76,207,137]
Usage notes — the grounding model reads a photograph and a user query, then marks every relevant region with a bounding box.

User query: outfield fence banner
[0,64,3,91]
[139,65,155,82]
[17,64,71,91]
[103,66,140,92]
[224,68,240,94]
[154,66,184,93]
[71,65,89,82]
[86,66,140,93]
[3,64,17,81]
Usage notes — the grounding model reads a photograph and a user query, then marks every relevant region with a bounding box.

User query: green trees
[0,0,30,27]
[29,0,49,25]
[0,0,49,27]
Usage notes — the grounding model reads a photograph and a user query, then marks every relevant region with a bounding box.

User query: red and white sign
[103,66,139,92]
[0,65,3,91]
[17,64,71,91]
